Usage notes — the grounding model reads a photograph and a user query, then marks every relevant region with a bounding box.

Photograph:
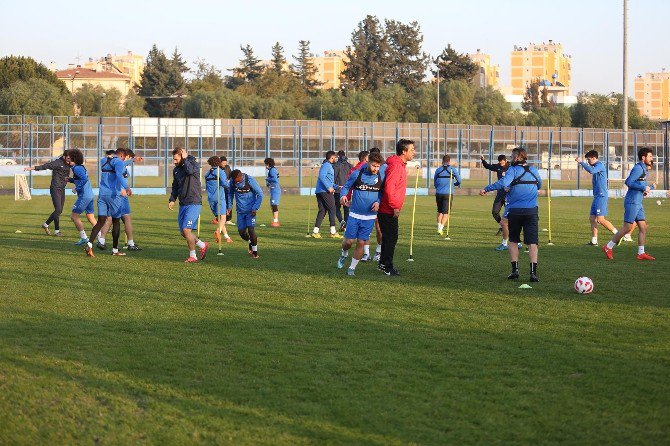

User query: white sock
[591,237,598,244]
[86,241,93,249]
[330,226,337,234]
[128,239,135,247]
[99,237,105,245]
[341,249,348,257]
[502,239,508,246]
[189,249,196,258]
[364,245,370,255]
[112,248,118,254]
[612,229,618,234]
[606,241,615,249]
[273,218,278,223]
[375,245,382,254]
[252,245,258,252]
[224,233,230,239]
[638,246,645,255]
[54,229,60,234]
[438,224,444,231]
[350,258,360,270]
[42,223,48,228]
[79,230,87,238]
[196,240,206,249]
[313,227,319,234]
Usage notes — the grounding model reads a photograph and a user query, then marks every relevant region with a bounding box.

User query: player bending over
[168,147,208,262]
[603,147,656,261]
[228,169,264,259]
[65,149,101,246]
[205,156,232,245]
[337,152,385,276]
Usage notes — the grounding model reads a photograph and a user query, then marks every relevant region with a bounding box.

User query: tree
[291,40,322,92]
[432,45,478,83]
[474,86,515,125]
[122,90,148,117]
[188,58,224,92]
[0,78,72,115]
[342,15,389,92]
[73,83,123,116]
[271,42,287,74]
[571,92,615,128]
[0,56,69,94]
[440,80,477,124]
[525,107,571,127]
[170,47,189,74]
[140,44,185,117]
[232,44,263,83]
[384,19,428,91]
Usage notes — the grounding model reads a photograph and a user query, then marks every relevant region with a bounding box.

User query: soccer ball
[574,277,594,294]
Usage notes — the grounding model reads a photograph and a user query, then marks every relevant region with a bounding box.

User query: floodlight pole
[622,0,629,173]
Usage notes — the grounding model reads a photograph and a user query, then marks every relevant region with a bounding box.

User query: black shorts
[508,211,539,245]
[436,194,452,214]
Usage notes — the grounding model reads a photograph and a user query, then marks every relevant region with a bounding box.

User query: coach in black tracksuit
[481,154,509,232]
[25,151,71,236]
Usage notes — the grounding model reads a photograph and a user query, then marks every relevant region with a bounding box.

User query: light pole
[436,58,451,155]
[622,0,629,173]
[99,92,106,116]
[68,69,80,92]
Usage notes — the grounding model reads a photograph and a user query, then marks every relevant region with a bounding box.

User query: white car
[0,156,17,166]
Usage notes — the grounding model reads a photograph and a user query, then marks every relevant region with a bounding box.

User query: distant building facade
[56,67,133,95]
[468,50,500,89]
[83,51,145,87]
[309,50,348,90]
[510,40,571,95]
[634,71,670,121]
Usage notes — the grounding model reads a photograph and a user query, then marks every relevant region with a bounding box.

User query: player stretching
[66,149,101,246]
[480,147,541,282]
[205,157,232,245]
[264,157,281,227]
[603,147,656,261]
[311,151,342,238]
[228,169,264,259]
[433,155,461,236]
[481,154,509,236]
[575,151,618,246]
[168,147,208,263]
[337,152,385,276]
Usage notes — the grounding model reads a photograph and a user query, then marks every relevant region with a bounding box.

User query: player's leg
[589,214,598,245]
[324,193,340,237]
[248,225,259,258]
[182,227,197,261]
[524,213,540,282]
[436,194,445,235]
[506,213,523,279]
[603,216,635,259]
[123,214,141,250]
[623,222,636,242]
[312,193,326,237]
[338,237,354,268]
[339,217,358,268]
[334,192,343,224]
[635,212,654,260]
[110,217,126,255]
[373,218,382,261]
[492,194,503,234]
[99,217,112,247]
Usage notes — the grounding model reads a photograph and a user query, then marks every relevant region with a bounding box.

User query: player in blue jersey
[337,152,385,276]
[575,150,619,245]
[228,169,264,259]
[311,151,343,239]
[65,149,101,246]
[433,155,462,236]
[84,148,129,257]
[205,156,232,245]
[169,147,208,263]
[264,157,281,227]
[603,147,656,261]
[481,154,509,236]
[481,147,541,282]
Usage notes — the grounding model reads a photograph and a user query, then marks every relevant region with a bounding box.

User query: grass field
[0,193,669,445]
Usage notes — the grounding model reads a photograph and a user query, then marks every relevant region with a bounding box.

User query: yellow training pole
[407,164,420,261]
[217,167,223,255]
[445,171,454,240]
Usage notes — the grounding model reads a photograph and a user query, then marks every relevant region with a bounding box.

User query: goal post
[14,174,31,201]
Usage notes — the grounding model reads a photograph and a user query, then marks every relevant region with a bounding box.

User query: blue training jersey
[69,164,93,198]
[433,165,462,194]
[624,162,653,205]
[315,161,335,193]
[204,167,228,203]
[580,160,607,198]
[340,166,384,218]
[485,164,541,210]
[99,156,127,196]
[266,166,280,188]
[228,173,264,213]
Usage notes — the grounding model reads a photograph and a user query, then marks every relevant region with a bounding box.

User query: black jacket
[35,157,71,189]
[170,155,202,205]
[333,156,353,187]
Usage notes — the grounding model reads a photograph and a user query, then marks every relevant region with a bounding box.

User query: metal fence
[1,115,668,191]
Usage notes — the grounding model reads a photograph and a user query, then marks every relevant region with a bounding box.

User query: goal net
[14,174,31,201]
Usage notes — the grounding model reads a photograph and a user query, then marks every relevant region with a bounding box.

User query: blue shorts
[178,204,201,231]
[97,195,124,218]
[503,206,509,219]
[208,200,226,217]
[269,187,281,206]
[344,216,376,241]
[590,196,608,216]
[237,212,256,231]
[119,196,131,216]
[72,195,94,215]
[623,203,645,224]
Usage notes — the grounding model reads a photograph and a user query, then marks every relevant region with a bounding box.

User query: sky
[1,0,666,94]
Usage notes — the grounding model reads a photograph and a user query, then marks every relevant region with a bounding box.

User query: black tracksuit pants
[378,212,399,268]
[45,186,65,230]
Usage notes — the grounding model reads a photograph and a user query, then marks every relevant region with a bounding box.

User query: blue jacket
[580,160,607,197]
[485,163,541,210]
[433,165,462,194]
[99,156,128,197]
[204,167,228,204]
[169,155,202,205]
[68,164,93,198]
[315,161,335,194]
[624,162,654,205]
[266,166,280,188]
[340,166,384,218]
[228,173,264,213]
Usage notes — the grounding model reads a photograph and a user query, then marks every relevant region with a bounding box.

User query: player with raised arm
[228,169,264,259]
[603,147,657,261]
[168,147,208,263]
[24,151,70,236]
[65,149,101,246]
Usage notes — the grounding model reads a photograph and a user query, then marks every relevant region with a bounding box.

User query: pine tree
[140,44,184,117]
[271,42,287,74]
[384,19,428,91]
[233,44,263,83]
[170,47,189,74]
[291,40,322,91]
[522,79,541,112]
[342,15,389,92]
[433,45,479,83]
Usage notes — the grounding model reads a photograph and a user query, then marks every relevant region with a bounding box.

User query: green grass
[0,194,669,445]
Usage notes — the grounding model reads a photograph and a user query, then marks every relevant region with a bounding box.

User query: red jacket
[379,155,407,215]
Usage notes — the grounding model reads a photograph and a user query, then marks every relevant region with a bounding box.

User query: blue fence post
[298,126,303,189]
[457,128,463,173]
[514,125,518,145]
[198,126,203,166]
[129,121,135,188]
[164,126,169,189]
[426,126,432,189]
[265,124,270,158]
[232,127,237,169]
[395,125,399,148]
[488,127,495,184]
[577,128,583,189]
[548,130,553,185]
[331,126,335,153]
[520,130,525,147]
[28,124,33,189]
[66,115,70,150]
[363,127,367,151]
[604,131,610,179]
[97,120,103,188]
[212,118,217,156]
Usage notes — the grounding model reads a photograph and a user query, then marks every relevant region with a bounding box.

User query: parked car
[0,156,17,166]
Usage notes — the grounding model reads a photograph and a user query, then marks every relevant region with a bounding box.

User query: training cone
[15,230,22,233]
[518,284,532,289]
